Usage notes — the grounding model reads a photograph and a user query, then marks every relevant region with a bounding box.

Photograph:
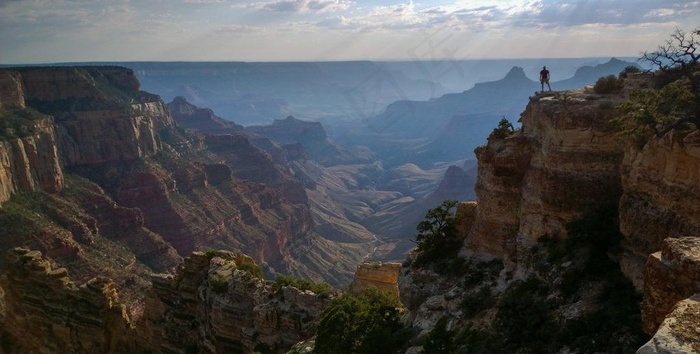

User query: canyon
[1,62,699,353]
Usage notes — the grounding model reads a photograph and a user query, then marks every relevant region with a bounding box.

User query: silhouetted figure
[540,66,551,92]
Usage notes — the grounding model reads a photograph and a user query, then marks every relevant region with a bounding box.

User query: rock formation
[136,251,334,353]
[0,65,364,286]
[641,237,700,335]
[619,127,700,288]
[0,248,333,353]
[1,248,132,354]
[465,88,625,270]
[0,117,64,204]
[400,73,700,352]
[638,294,700,354]
[349,261,401,297]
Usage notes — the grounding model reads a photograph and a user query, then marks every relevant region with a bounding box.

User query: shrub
[414,200,462,268]
[272,275,333,295]
[0,106,47,140]
[421,317,456,354]
[593,75,625,94]
[209,273,229,294]
[314,289,407,354]
[237,262,265,280]
[489,117,516,139]
[460,286,494,318]
[620,65,641,78]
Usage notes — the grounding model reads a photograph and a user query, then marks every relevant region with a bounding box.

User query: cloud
[260,0,306,12]
[184,0,224,3]
[216,23,266,34]
[506,0,700,27]
[250,0,350,13]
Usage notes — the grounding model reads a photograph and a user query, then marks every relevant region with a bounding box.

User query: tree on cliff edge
[414,200,461,265]
[616,27,700,137]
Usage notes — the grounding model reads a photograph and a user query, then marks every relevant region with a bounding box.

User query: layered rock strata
[1,248,132,353]
[0,117,64,204]
[642,237,700,335]
[619,128,700,288]
[465,90,625,269]
[1,249,332,353]
[349,261,401,297]
[136,251,333,353]
[638,294,700,354]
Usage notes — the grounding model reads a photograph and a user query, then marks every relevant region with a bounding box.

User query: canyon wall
[456,75,700,349]
[349,262,401,297]
[1,248,332,354]
[619,128,700,288]
[465,89,625,271]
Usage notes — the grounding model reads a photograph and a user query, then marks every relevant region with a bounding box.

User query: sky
[1,0,699,64]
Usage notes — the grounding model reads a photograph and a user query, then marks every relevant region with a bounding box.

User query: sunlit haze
[1,0,699,63]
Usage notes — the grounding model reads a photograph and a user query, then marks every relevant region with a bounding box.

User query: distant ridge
[359,57,638,167]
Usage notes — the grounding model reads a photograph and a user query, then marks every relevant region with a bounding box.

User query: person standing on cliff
[540,66,551,92]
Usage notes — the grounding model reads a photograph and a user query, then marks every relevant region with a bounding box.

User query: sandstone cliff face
[136,251,333,354]
[1,249,331,354]
[349,262,401,297]
[465,90,625,270]
[0,118,64,204]
[638,294,700,354]
[641,237,700,335]
[619,128,700,288]
[0,71,25,108]
[1,248,132,354]
[0,67,170,204]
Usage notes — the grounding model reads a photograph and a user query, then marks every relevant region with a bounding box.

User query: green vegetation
[237,262,265,280]
[421,317,457,354]
[271,275,333,295]
[616,77,696,137]
[429,204,648,354]
[209,273,229,294]
[489,117,517,139]
[619,65,641,78]
[593,74,625,94]
[314,289,408,354]
[0,106,47,140]
[414,200,461,267]
[0,192,55,238]
[615,27,700,138]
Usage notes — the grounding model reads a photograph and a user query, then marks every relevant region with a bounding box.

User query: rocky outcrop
[136,251,333,353]
[0,67,172,204]
[1,248,333,354]
[641,237,700,335]
[0,117,64,204]
[246,116,373,166]
[638,294,700,354]
[167,96,243,134]
[0,70,25,108]
[56,109,161,166]
[1,248,132,354]
[349,262,401,297]
[465,89,625,269]
[465,135,533,264]
[430,165,476,201]
[619,128,700,288]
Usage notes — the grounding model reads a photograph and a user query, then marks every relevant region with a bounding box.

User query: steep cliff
[1,248,133,354]
[0,66,361,283]
[399,71,700,352]
[466,88,625,271]
[1,248,333,354]
[349,262,401,297]
[619,127,700,288]
[135,251,334,354]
